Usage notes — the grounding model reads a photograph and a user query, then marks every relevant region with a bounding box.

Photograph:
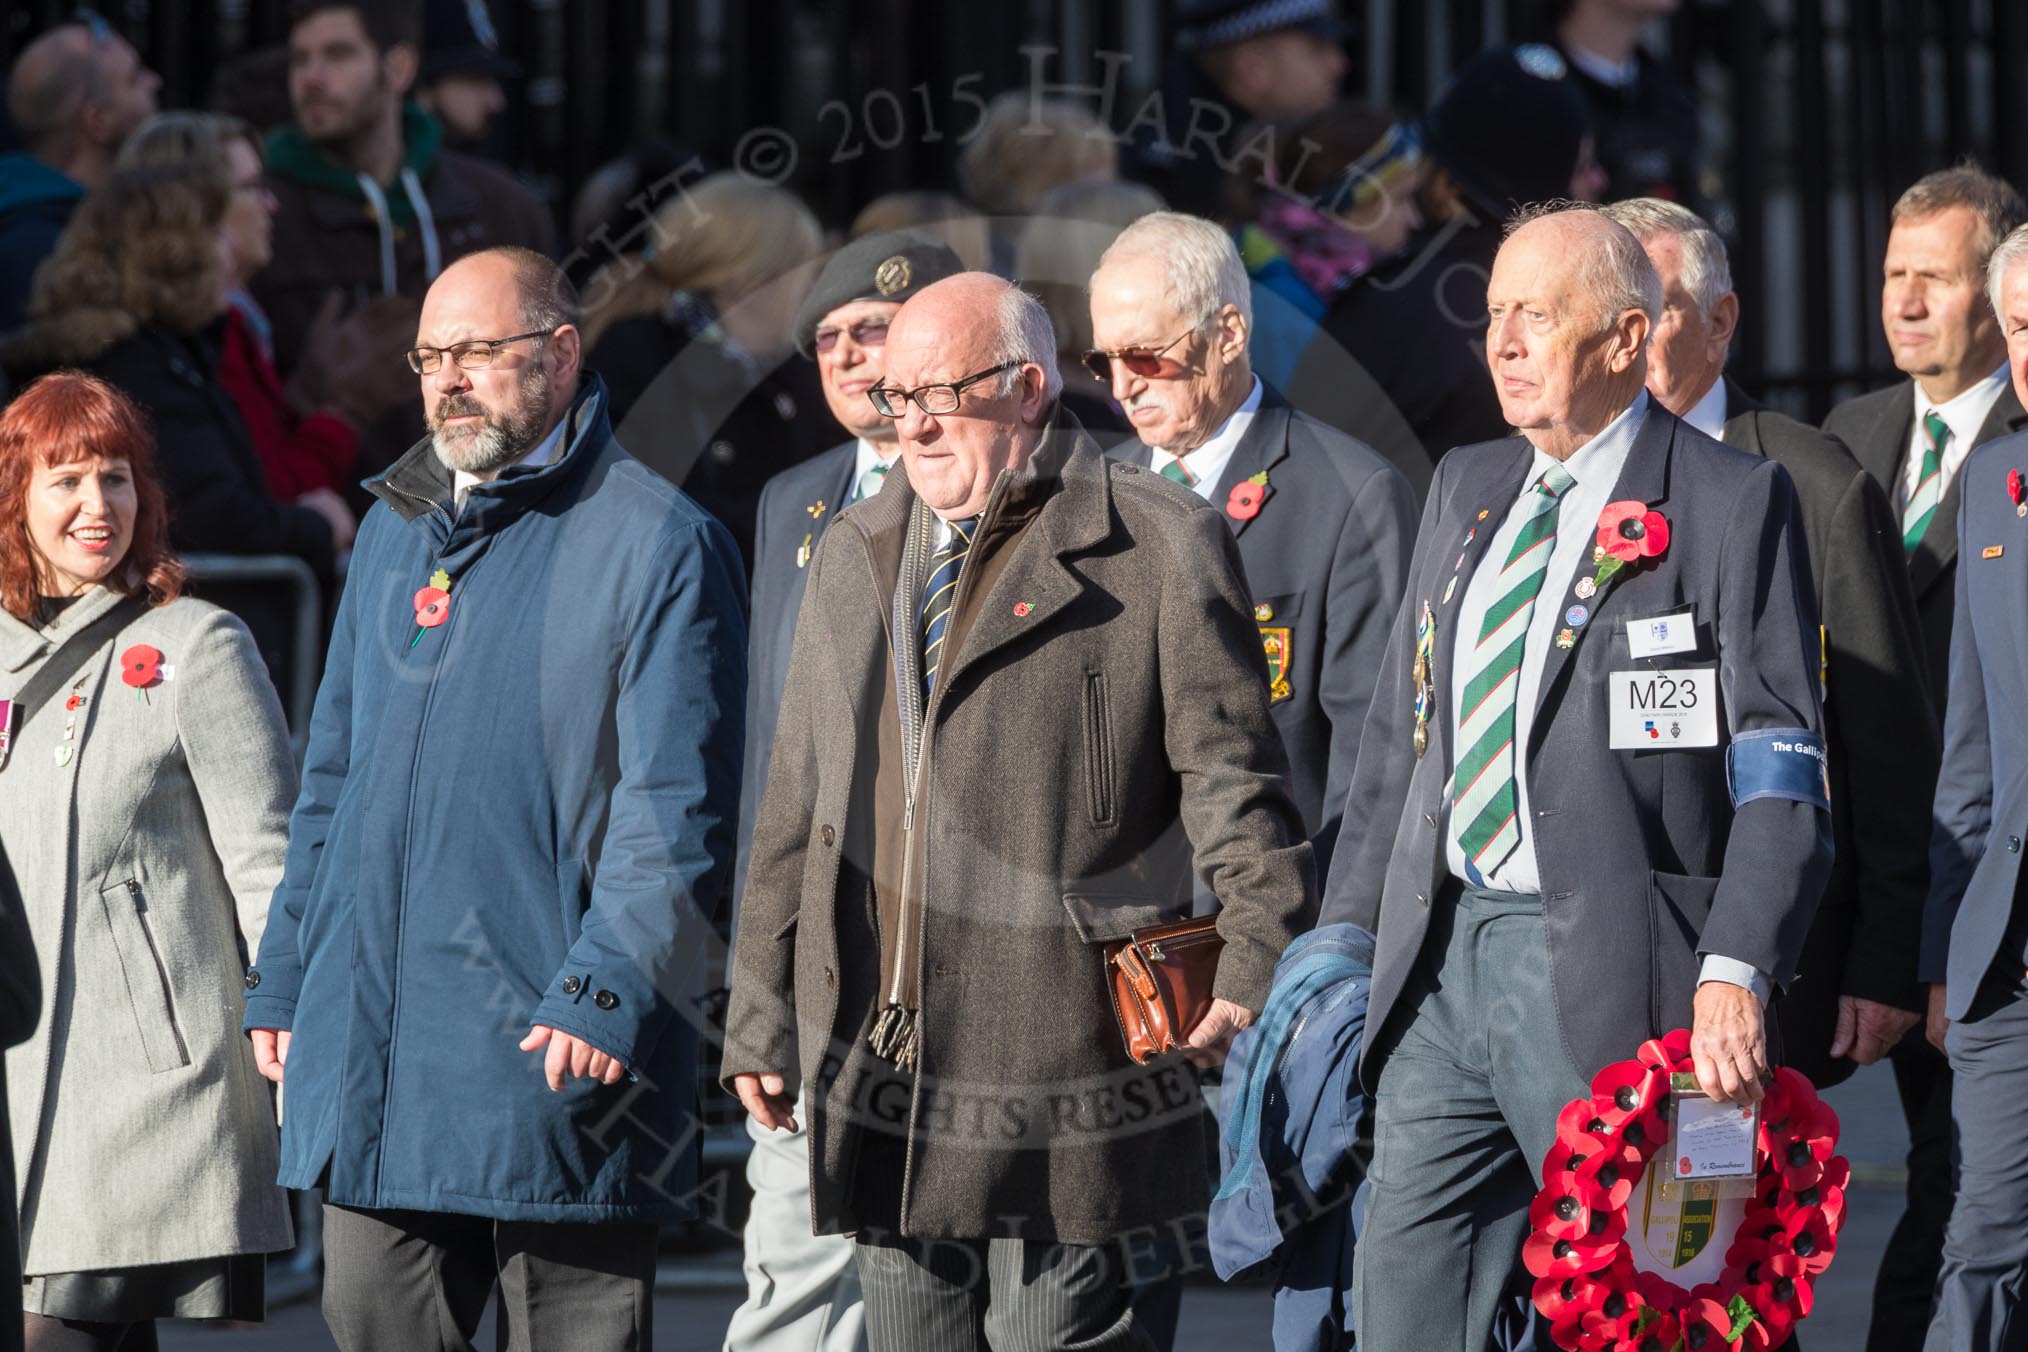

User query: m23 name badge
[1607,668,1719,749]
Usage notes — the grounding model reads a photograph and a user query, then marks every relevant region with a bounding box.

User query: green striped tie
[1159,459,1195,486]
[1901,412,1948,554]
[919,517,977,697]
[1453,462,1577,878]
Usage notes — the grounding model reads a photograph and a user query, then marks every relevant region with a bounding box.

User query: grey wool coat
[0,589,294,1274]
[723,419,1315,1246]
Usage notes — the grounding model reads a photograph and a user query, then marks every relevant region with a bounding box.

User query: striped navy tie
[919,517,977,697]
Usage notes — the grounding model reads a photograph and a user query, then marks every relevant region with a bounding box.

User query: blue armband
[1726,727,1830,811]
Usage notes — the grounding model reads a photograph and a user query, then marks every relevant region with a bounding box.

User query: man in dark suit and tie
[725,231,962,1352]
[1091,211,1415,888]
[1922,220,2028,1352]
[1605,197,1938,1092]
[1821,165,2027,1348]
[1319,204,1831,1350]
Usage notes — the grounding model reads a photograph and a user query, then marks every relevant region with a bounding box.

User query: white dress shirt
[1679,378,1729,443]
[1440,388,1769,1002]
[453,418,567,515]
[1149,376,1264,503]
[1445,391,1647,893]
[1899,364,2008,514]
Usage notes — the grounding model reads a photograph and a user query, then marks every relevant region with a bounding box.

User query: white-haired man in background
[723,272,1314,1351]
[1092,211,1415,898]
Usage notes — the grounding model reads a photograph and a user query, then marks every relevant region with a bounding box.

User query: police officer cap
[1174,0,1346,52]
[420,0,519,84]
[792,232,966,357]
[1424,43,1592,222]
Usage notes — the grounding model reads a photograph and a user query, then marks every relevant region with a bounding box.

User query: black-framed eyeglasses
[1080,329,1195,384]
[867,361,1021,418]
[406,328,557,374]
[813,318,890,354]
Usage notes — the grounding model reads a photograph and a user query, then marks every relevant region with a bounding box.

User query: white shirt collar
[1901,363,2010,511]
[1678,378,1729,442]
[1149,375,1264,503]
[453,416,567,514]
[852,436,901,500]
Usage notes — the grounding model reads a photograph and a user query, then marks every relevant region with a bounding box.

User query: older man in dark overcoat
[724,272,1312,1351]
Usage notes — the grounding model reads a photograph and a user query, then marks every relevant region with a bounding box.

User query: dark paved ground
[157,1063,1914,1349]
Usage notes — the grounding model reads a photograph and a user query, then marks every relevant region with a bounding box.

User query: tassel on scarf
[869,1004,920,1072]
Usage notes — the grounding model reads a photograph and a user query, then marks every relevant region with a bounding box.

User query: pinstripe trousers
[852,1233,1157,1352]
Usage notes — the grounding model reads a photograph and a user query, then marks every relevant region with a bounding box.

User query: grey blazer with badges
[734,440,859,913]
[1318,406,1834,1086]
[1112,386,1416,883]
[1923,430,2028,1015]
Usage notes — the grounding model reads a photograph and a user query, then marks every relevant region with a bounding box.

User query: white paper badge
[1608,668,1719,748]
[1669,1090,1760,1182]
[1626,610,1697,659]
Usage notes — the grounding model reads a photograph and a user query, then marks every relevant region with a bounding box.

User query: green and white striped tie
[1901,412,1948,554]
[1453,462,1577,879]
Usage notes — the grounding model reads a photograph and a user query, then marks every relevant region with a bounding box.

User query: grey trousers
[724,1103,865,1352]
[852,1233,1157,1352]
[320,1205,657,1352]
[1925,972,2028,1352]
[1353,885,1590,1352]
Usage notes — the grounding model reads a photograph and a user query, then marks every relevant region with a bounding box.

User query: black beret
[792,232,966,357]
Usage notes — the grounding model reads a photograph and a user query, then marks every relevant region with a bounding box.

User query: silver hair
[1988,222,2028,320]
[984,282,1063,403]
[1092,210,1253,330]
[1507,200,1663,332]
[1601,197,1735,317]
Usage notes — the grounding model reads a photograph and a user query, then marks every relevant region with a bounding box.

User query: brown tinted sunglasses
[1080,330,1194,384]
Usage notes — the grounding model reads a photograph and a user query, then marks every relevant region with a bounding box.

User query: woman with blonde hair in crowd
[115,111,410,503]
[582,171,833,566]
[0,371,296,1352]
[957,93,1120,271]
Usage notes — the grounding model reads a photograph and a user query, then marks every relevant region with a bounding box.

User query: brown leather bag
[1104,915,1224,1064]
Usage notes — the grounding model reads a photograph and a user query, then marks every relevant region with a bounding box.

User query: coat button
[244,970,260,990]
[561,975,582,995]
[2010,836,2022,853]
[593,989,619,1010]
[824,966,837,990]
[821,824,836,847]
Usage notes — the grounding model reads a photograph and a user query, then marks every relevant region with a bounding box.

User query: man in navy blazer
[725,232,961,1352]
[1092,212,1415,888]
[1318,205,1832,1350]
[1922,221,2028,1352]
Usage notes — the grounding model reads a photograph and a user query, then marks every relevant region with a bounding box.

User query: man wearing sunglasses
[1094,212,1414,895]
[727,271,1311,1352]
[725,231,961,1352]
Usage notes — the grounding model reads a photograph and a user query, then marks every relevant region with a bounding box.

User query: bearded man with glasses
[1094,212,1414,898]
[244,245,747,1352]
[726,270,1311,1352]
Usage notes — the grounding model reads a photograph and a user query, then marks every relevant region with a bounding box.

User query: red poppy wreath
[1525,1028,1846,1352]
